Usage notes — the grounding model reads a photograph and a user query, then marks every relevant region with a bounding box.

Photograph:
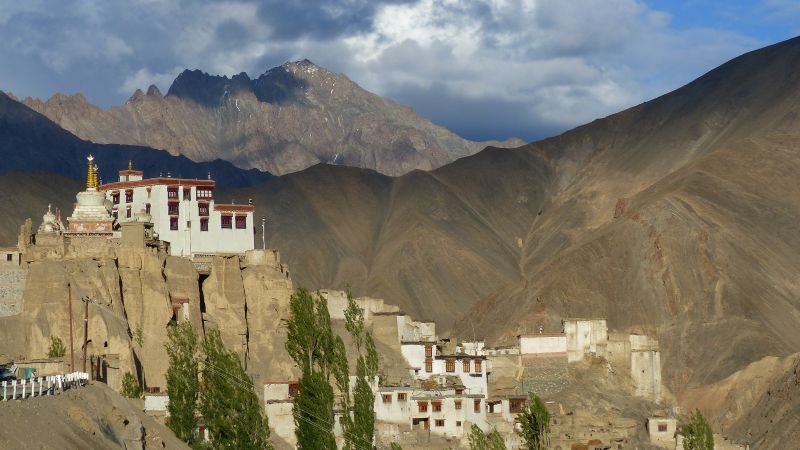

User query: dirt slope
[0,383,188,449]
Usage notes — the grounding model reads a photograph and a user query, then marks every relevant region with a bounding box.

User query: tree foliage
[286,287,337,449]
[47,336,66,358]
[341,291,379,450]
[121,371,143,399]
[683,410,714,450]
[165,321,199,444]
[468,424,507,450]
[516,392,550,450]
[199,328,271,450]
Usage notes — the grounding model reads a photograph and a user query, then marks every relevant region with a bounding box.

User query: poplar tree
[516,392,550,450]
[286,287,337,449]
[683,410,714,450]
[343,292,379,450]
[165,321,199,444]
[199,329,271,450]
[468,424,507,450]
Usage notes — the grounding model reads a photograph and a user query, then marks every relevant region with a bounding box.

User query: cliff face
[0,234,297,392]
[20,61,524,176]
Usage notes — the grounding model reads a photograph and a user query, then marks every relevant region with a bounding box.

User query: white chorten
[37,204,65,234]
[65,155,114,235]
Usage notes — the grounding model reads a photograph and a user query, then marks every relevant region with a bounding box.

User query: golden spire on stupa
[128,160,133,171]
[86,154,98,190]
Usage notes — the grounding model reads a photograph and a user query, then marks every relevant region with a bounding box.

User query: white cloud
[119,66,184,94]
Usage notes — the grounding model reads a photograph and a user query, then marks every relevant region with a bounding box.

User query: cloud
[0,0,786,141]
[119,66,183,95]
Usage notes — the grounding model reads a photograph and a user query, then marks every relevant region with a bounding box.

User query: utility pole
[261,216,267,250]
[68,283,75,372]
[82,297,89,373]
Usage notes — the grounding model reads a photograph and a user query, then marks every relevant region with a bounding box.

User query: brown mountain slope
[20,61,524,176]
[449,35,800,408]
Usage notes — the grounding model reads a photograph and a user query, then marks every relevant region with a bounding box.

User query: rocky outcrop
[20,61,524,176]
[0,230,298,396]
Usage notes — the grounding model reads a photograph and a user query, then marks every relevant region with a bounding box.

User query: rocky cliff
[21,60,524,176]
[0,232,297,393]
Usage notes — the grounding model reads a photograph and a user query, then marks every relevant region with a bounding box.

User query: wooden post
[68,283,75,372]
[83,298,88,374]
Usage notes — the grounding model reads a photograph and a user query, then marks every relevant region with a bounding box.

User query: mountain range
[1,37,800,447]
[19,60,524,176]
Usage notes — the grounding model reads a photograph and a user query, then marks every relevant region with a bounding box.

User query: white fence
[1,372,89,401]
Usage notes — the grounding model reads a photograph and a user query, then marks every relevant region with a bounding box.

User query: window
[197,187,213,199]
[474,399,481,413]
[147,187,151,198]
[200,218,209,232]
[167,187,178,199]
[6,254,12,262]
[397,393,407,401]
[446,359,455,373]
[658,424,668,432]
[454,400,462,410]
[198,203,209,216]
[288,383,299,398]
[145,203,151,214]
[126,206,131,218]
[183,188,191,200]
[510,399,526,414]
[474,360,482,372]
[432,401,441,412]
[112,193,120,204]
[456,421,462,427]
[383,394,392,404]
[463,359,471,373]
[418,402,428,413]
[425,344,432,357]
[186,221,191,229]
[112,210,118,220]
[235,215,246,229]
[168,202,179,215]
[125,190,133,203]
[435,419,444,427]
[425,358,432,373]
[221,215,232,229]
[170,217,178,230]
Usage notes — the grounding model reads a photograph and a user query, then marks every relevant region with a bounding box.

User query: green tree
[342,291,379,450]
[683,409,714,450]
[199,329,271,450]
[121,371,143,399]
[47,336,66,358]
[165,321,199,444]
[294,369,337,450]
[468,424,507,450]
[285,287,337,449]
[516,392,550,450]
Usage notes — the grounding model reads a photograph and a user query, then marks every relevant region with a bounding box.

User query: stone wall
[0,267,26,317]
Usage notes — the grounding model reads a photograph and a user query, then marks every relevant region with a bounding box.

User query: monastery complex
[0,156,748,450]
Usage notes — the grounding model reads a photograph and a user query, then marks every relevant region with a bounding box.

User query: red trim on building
[118,170,144,176]
[100,178,215,190]
[214,204,255,212]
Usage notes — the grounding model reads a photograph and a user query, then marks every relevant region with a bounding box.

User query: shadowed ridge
[0,92,272,186]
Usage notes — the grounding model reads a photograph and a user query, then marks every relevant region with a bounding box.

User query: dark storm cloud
[256,0,413,40]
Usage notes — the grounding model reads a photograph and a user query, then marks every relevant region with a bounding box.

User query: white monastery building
[99,162,255,257]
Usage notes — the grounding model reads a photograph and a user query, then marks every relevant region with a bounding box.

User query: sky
[0,0,798,142]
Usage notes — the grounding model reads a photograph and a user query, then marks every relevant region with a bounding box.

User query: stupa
[37,204,65,235]
[64,155,114,235]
